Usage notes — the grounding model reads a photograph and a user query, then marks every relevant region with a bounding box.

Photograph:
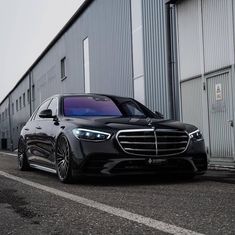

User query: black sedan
[18,94,207,182]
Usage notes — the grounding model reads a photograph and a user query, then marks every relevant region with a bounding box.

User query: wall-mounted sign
[215,83,222,101]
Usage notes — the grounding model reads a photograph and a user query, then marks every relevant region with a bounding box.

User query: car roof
[50,93,132,100]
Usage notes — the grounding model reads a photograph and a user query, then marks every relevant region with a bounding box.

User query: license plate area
[146,158,167,165]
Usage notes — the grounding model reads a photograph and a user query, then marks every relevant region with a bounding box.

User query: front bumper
[70,135,208,176]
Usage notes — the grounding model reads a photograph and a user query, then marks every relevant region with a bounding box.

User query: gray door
[207,71,234,159]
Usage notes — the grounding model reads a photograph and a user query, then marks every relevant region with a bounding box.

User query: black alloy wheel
[56,134,74,183]
[18,137,30,171]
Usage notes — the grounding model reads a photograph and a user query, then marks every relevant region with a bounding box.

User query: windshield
[63,96,122,117]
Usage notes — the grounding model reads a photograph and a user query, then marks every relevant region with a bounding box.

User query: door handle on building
[227,120,234,127]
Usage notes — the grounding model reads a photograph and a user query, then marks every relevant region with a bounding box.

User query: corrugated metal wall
[142,0,171,118]
[177,0,201,80]
[10,75,31,148]
[0,0,175,150]
[31,0,133,110]
[181,78,203,131]
[202,0,230,73]
[176,0,235,163]
[0,99,10,149]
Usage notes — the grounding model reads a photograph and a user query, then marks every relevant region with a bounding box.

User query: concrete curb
[208,165,235,172]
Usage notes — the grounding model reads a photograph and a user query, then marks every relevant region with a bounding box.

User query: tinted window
[35,99,51,120]
[121,101,146,117]
[63,96,122,117]
[48,98,58,116]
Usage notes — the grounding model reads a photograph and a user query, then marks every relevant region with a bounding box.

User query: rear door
[30,99,52,166]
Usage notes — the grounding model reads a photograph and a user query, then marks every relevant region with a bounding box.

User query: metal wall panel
[207,71,234,159]
[202,0,230,73]
[31,0,133,111]
[9,75,31,149]
[181,77,203,132]
[0,98,10,149]
[142,0,171,118]
[177,0,201,80]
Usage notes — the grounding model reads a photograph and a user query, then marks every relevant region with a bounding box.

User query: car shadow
[24,167,235,186]
[73,174,201,186]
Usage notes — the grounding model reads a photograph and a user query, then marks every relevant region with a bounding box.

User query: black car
[18,94,207,182]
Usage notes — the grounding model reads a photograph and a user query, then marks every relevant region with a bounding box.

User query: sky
[0,0,84,103]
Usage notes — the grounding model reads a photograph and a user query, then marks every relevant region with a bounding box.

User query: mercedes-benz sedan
[18,94,207,182]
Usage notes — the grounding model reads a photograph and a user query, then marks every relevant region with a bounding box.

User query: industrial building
[0,0,234,169]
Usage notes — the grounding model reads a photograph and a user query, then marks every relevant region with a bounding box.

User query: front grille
[116,129,189,157]
[156,129,189,156]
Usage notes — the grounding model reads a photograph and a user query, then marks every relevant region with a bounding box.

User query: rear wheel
[18,137,30,171]
[56,134,74,183]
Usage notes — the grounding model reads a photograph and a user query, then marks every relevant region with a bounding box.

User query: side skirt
[29,163,57,174]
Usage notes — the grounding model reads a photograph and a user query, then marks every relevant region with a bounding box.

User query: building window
[61,57,66,80]
[83,37,90,93]
[32,85,35,101]
[12,103,14,115]
[16,99,18,112]
[27,89,30,103]
[23,93,26,107]
[19,96,22,110]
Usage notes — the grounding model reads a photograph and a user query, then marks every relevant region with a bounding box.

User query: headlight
[189,129,203,141]
[72,128,111,141]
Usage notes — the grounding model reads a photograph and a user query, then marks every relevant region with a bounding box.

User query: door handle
[24,128,29,131]
[36,126,42,130]
[227,120,234,127]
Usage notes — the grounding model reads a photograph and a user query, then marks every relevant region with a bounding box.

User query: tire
[18,137,30,171]
[55,134,74,183]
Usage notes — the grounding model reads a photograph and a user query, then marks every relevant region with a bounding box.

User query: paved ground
[0,152,234,235]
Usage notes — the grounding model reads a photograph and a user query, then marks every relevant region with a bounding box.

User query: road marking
[0,171,203,235]
[0,152,17,157]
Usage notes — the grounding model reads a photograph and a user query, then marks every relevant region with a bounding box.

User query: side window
[48,98,58,116]
[122,101,146,117]
[35,99,51,120]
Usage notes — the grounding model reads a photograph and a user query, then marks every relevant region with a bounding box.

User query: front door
[206,70,234,162]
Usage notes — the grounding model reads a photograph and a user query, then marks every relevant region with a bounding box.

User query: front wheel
[55,134,74,183]
[18,137,30,171]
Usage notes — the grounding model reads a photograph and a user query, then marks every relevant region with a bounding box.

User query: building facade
[168,0,235,168]
[0,0,172,150]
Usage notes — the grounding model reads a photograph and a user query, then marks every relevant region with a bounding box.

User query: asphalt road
[0,152,234,235]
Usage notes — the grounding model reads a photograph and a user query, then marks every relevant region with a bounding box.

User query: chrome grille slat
[116,129,189,157]
[124,148,156,152]
[120,141,155,145]
[157,141,188,145]
[158,148,185,152]
[118,135,155,138]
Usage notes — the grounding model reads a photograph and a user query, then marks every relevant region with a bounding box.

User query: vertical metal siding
[181,78,203,132]
[32,0,133,109]
[142,0,171,118]
[202,0,230,73]
[177,0,201,80]
[87,0,133,97]
[207,71,234,158]
[10,75,31,149]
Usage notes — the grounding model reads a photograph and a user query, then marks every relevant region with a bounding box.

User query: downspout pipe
[165,2,180,120]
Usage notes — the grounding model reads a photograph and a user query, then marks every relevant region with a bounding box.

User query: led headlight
[189,129,203,141]
[72,128,111,141]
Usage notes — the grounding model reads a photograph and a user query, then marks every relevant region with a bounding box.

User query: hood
[63,116,198,133]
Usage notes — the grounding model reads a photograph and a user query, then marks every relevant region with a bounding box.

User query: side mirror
[155,111,164,119]
[39,109,53,118]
